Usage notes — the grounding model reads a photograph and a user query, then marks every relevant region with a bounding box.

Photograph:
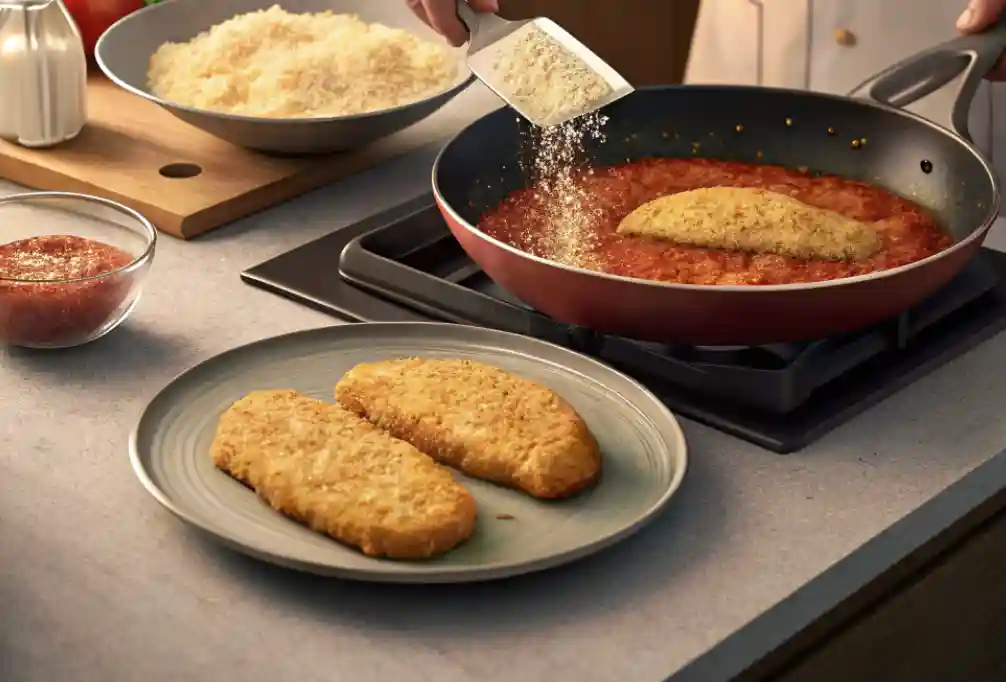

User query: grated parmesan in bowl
[146,5,463,119]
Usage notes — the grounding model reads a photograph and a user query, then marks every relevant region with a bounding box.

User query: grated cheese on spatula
[487,23,613,127]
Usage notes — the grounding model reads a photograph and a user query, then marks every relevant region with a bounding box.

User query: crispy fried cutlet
[334,359,601,500]
[209,390,477,559]
[616,187,882,261]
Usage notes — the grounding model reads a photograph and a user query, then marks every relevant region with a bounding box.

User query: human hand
[956,0,1006,79]
[407,0,500,47]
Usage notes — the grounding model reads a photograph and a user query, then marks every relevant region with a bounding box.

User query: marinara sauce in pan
[478,158,952,286]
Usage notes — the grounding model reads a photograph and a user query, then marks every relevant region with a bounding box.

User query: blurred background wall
[499,0,702,85]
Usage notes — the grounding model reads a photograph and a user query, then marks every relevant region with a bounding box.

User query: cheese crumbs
[488,23,613,127]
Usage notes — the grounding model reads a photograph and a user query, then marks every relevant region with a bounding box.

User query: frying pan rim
[432,83,1001,293]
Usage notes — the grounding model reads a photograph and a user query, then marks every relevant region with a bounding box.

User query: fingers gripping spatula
[456,1,634,128]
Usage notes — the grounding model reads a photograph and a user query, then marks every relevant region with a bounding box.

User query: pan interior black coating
[438,86,997,244]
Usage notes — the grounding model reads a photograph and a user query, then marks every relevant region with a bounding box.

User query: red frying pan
[432,22,1006,346]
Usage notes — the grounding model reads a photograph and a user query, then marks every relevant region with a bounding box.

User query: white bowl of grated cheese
[95,0,473,154]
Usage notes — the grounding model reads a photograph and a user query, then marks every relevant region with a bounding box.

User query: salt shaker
[0,0,87,148]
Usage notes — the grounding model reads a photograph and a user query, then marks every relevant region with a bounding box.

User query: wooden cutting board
[0,75,501,240]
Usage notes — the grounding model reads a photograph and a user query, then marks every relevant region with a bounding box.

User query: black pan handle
[846,16,1006,140]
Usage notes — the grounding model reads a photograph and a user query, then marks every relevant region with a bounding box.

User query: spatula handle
[456,1,479,34]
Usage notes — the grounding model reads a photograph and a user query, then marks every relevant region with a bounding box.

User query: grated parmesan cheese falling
[488,23,613,127]
[616,187,883,261]
[519,112,609,269]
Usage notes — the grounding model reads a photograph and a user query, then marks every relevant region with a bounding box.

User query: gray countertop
[3,148,1006,682]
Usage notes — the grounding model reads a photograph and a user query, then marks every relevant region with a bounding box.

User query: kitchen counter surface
[3,150,1006,682]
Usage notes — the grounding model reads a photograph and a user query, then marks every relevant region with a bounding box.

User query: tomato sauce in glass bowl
[0,192,156,349]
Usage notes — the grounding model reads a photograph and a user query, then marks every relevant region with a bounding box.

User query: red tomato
[62,0,145,58]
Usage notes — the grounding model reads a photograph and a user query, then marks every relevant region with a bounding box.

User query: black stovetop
[242,194,1006,453]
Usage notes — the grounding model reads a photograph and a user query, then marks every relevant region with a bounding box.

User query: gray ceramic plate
[129,323,688,583]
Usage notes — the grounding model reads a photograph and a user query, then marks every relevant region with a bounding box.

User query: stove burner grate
[242,194,1006,452]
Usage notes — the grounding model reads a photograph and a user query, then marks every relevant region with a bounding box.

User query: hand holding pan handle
[847,16,1006,141]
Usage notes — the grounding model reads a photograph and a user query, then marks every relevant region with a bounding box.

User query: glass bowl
[0,191,157,349]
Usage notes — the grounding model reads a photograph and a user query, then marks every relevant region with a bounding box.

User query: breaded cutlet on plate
[334,358,601,499]
[209,389,478,560]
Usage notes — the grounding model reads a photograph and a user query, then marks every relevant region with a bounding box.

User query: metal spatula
[456,2,634,128]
